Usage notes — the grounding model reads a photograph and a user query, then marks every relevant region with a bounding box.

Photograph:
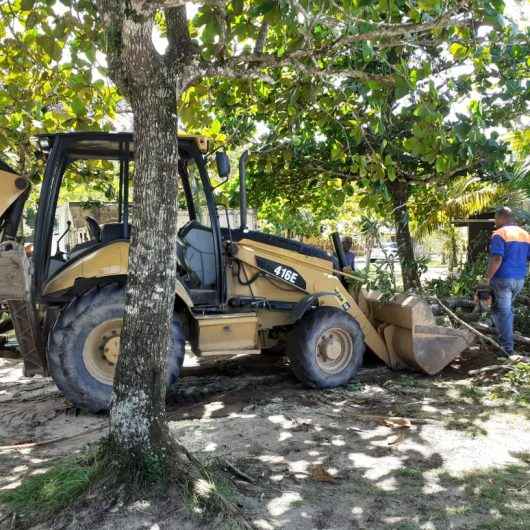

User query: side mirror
[215,151,230,180]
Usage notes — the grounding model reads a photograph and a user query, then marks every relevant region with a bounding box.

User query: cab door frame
[178,147,226,307]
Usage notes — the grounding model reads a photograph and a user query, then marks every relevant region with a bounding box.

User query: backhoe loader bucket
[361,291,475,375]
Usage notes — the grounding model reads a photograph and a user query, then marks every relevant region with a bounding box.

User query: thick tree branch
[212,3,229,58]
[165,5,195,64]
[181,58,394,90]
[178,9,471,89]
[254,20,269,55]
[159,0,228,7]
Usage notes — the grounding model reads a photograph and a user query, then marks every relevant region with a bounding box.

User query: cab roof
[36,131,208,160]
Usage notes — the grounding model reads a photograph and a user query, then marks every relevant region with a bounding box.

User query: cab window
[186,160,210,227]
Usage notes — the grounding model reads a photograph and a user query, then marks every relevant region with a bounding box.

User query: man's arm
[487,233,505,282]
[486,255,503,282]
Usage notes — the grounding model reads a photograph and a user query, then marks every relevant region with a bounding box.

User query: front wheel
[287,307,364,388]
[47,284,185,412]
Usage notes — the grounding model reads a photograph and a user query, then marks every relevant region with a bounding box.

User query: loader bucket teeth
[361,291,475,375]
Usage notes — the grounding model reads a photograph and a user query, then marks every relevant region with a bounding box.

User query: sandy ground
[0,349,529,530]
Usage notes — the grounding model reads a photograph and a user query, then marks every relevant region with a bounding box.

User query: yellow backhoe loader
[0,132,474,411]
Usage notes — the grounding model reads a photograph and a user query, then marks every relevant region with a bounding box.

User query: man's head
[495,206,515,228]
[342,236,353,252]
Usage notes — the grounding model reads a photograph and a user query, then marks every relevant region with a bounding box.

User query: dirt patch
[0,351,529,529]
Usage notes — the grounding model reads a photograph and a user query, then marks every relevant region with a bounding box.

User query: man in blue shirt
[342,236,355,271]
[486,207,530,355]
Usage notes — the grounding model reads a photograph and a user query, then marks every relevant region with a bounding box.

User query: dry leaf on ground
[383,417,413,429]
[309,464,336,482]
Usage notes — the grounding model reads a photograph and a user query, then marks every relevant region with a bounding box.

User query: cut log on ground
[434,297,508,356]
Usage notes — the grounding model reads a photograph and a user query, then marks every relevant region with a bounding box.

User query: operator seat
[100,222,131,242]
[85,216,101,242]
[177,220,217,291]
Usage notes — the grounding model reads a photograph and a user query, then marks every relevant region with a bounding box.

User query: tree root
[91,435,255,529]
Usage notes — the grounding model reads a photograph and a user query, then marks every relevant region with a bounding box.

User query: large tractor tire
[287,307,364,388]
[47,284,185,412]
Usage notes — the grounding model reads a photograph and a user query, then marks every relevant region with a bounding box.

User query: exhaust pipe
[239,150,249,230]
[331,232,347,269]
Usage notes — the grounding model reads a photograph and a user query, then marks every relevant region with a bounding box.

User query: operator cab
[34,132,225,307]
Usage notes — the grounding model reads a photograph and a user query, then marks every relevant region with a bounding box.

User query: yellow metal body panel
[229,239,389,360]
[43,241,194,308]
[42,230,388,360]
[196,313,258,353]
[0,169,28,218]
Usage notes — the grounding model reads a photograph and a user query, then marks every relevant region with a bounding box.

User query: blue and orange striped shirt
[489,224,530,279]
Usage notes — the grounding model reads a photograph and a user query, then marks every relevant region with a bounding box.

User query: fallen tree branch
[0,426,106,451]
[474,322,530,346]
[219,457,255,483]
[434,296,508,356]
[468,364,513,375]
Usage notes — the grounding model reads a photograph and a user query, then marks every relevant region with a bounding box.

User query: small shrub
[514,305,530,335]
[490,363,530,404]
[424,253,488,298]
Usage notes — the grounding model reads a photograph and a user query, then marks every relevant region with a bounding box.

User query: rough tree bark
[98,1,182,465]
[387,180,421,291]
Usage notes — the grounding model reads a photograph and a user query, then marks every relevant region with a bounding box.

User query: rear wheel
[287,307,364,388]
[47,284,185,412]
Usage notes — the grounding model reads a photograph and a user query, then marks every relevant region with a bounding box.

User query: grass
[460,386,485,400]
[395,375,420,388]
[0,453,97,519]
[436,462,530,529]
[0,450,247,529]
[397,467,423,478]
[180,457,249,528]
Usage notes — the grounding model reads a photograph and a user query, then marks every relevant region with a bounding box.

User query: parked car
[370,242,399,262]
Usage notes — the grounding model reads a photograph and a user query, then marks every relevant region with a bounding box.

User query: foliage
[188,1,528,289]
[368,264,398,299]
[514,304,530,336]
[425,253,489,297]
[258,197,320,238]
[0,1,119,176]
[410,176,520,238]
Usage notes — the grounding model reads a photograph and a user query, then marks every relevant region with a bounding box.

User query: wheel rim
[82,318,122,385]
[315,327,353,375]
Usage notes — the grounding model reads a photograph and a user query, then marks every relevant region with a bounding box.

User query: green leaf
[331,141,344,162]
[362,41,374,62]
[449,42,469,60]
[70,96,86,117]
[210,119,221,135]
[250,0,276,16]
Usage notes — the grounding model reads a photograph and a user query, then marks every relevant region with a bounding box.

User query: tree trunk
[448,227,458,272]
[364,240,373,272]
[109,86,179,460]
[387,181,421,291]
[100,5,181,465]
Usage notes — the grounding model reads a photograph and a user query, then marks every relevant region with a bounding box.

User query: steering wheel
[85,216,101,242]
